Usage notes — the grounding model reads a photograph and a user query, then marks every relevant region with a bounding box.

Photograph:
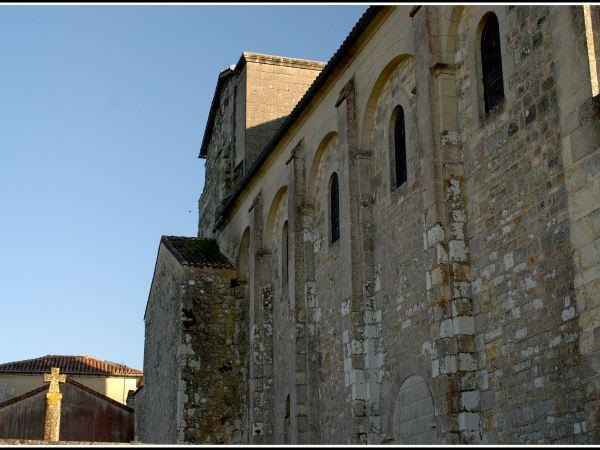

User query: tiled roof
[161,235,233,269]
[0,355,142,377]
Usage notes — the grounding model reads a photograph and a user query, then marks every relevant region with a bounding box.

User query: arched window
[393,106,407,188]
[481,13,504,112]
[282,221,289,286]
[330,173,340,244]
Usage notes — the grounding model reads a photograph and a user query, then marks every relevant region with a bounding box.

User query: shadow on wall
[242,117,289,177]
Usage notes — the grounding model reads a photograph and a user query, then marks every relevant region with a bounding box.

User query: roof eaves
[0,369,141,377]
[0,355,143,377]
[160,234,188,267]
[160,235,234,269]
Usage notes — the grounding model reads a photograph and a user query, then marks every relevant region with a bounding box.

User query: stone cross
[43,367,66,442]
[44,368,66,394]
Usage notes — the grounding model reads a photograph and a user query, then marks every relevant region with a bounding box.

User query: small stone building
[0,355,143,442]
[138,5,600,445]
[135,235,245,444]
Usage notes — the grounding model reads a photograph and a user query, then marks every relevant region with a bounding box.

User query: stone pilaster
[247,193,275,444]
[288,141,315,444]
[336,77,382,444]
[412,7,481,444]
[550,5,600,442]
[300,205,323,444]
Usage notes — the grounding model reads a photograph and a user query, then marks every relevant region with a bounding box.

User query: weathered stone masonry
[137,237,246,444]
[139,5,600,445]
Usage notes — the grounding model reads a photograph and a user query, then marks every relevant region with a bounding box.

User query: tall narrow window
[330,173,340,244]
[282,221,289,286]
[481,13,504,112]
[283,394,291,444]
[393,106,407,188]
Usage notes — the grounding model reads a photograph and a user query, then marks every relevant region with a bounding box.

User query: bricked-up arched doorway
[392,375,436,444]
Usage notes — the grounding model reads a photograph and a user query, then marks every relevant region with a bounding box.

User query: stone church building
[136,5,600,445]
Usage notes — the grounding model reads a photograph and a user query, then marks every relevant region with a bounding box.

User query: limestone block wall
[176,265,247,445]
[199,55,324,238]
[305,133,355,444]
[452,5,591,443]
[195,4,600,445]
[367,55,441,445]
[138,242,247,445]
[260,186,298,445]
[552,5,600,442]
[243,54,324,169]
[136,246,183,444]
[199,74,237,239]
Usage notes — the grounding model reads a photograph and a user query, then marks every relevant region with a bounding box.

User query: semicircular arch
[236,227,251,282]
[359,54,415,151]
[306,131,338,206]
[263,185,289,251]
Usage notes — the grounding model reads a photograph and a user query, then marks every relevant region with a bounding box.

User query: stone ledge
[242,52,326,71]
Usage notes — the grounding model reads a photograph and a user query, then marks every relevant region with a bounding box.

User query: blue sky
[0,5,366,370]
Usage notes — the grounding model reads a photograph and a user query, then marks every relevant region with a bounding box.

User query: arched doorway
[392,375,436,444]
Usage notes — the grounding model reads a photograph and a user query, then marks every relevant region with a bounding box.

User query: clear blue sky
[0,5,367,370]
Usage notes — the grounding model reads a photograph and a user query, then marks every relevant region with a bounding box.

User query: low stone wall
[0,439,138,445]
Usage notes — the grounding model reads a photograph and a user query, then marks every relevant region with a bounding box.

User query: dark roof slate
[0,355,142,377]
[161,235,233,269]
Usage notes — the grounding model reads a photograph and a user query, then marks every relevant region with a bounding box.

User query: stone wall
[137,241,247,444]
[243,54,324,169]
[199,73,237,239]
[199,54,324,239]
[136,245,183,444]
[193,4,600,445]
[454,5,587,444]
[176,265,247,444]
